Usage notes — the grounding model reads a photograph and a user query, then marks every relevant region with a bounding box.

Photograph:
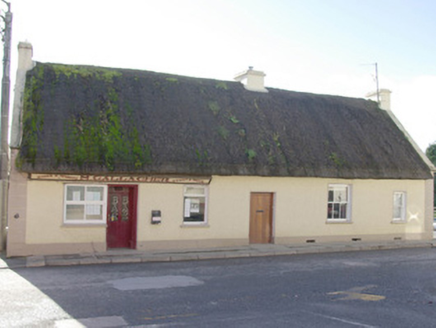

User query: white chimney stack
[10,42,35,148]
[366,89,392,111]
[378,89,392,111]
[234,67,268,93]
[17,41,34,71]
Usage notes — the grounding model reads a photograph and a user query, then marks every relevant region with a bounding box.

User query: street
[1,248,436,327]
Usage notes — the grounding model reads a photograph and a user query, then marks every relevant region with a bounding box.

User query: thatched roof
[16,62,432,179]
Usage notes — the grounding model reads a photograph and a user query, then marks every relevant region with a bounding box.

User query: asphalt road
[1,248,436,327]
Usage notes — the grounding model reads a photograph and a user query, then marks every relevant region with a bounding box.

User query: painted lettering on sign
[30,174,211,185]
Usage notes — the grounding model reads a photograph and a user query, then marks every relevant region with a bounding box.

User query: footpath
[1,239,434,269]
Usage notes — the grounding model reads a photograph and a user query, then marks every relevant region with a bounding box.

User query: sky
[4,0,436,151]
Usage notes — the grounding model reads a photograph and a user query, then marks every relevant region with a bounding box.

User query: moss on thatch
[17,62,432,179]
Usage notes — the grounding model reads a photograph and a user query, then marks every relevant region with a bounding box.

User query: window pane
[66,186,84,201]
[184,196,205,222]
[340,204,347,218]
[327,204,333,219]
[333,203,340,218]
[334,187,347,203]
[66,204,85,220]
[394,193,403,207]
[185,186,205,196]
[393,206,402,219]
[86,204,103,221]
[86,186,104,201]
[328,190,334,202]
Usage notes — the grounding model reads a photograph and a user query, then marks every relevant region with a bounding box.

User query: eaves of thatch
[16,62,432,180]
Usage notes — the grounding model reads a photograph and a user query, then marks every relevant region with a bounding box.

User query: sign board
[30,174,211,185]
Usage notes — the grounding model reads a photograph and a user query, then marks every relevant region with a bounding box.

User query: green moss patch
[62,92,152,170]
[215,81,228,90]
[52,64,122,82]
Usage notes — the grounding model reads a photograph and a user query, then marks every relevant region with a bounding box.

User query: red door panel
[107,186,137,249]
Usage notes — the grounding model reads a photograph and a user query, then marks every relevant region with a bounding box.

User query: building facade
[6,42,434,257]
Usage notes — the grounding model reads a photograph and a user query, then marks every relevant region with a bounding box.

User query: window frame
[64,184,108,225]
[327,184,352,222]
[392,191,407,222]
[183,185,208,225]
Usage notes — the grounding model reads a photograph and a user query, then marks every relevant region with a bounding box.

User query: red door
[107,185,137,249]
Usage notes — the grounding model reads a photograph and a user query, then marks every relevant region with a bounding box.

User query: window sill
[62,223,107,228]
[180,223,210,228]
[326,219,352,224]
[391,220,407,224]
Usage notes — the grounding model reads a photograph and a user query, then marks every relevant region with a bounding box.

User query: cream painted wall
[217,177,427,238]
[137,176,427,243]
[26,181,106,244]
[23,176,429,250]
[137,181,247,243]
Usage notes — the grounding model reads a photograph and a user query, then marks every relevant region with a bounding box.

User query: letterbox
[151,210,161,224]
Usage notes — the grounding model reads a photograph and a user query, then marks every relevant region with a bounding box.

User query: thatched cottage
[6,42,434,257]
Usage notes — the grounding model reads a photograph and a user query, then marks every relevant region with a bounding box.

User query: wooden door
[107,185,137,249]
[249,193,273,244]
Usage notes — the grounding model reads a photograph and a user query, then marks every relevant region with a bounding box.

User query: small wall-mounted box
[151,210,161,224]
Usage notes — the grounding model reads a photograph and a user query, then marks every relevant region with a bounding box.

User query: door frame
[106,184,138,249]
[249,192,275,244]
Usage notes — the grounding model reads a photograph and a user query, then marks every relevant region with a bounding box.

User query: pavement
[1,239,435,269]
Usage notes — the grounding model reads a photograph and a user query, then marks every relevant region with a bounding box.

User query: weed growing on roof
[215,81,228,90]
[260,140,275,165]
[165,77,178,83]
[245,148,257,162]
[20,64,45,165]
[271,133,290,166]
[217,126,230,140]
[329,152,345,168]
[272,133,281,147]
[52,64,122,82]
[54,145,62,166]
[208,101,220,116]
[195,148,210,166]
[63,128,71,163]
[228,114,240,124]
[260,140,269,149]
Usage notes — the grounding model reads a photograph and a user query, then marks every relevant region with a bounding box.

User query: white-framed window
[327,184,351,221]
[183,185,207,224]
[64,185,107,224]
[393,191,406,222]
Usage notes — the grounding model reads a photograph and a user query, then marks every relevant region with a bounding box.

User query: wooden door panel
[250,193,273,244]
[107,186,136,249]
